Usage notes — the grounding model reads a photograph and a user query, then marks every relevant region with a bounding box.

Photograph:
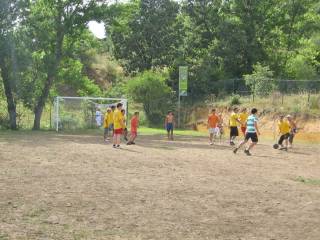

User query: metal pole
[178,95,181,128]
[56,97,59,132]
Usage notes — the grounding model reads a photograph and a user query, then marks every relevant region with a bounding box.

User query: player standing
[207,109,220,145]
[165,111,175,140]
[233,108,260,156]
[113,103,125,148]
[127,112,139,145]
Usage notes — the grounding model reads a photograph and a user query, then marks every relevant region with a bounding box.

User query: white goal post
[53,96,128,132]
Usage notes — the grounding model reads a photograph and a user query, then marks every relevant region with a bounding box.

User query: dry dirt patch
[0,132,320,240]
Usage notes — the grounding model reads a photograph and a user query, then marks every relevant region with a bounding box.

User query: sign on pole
[179,66,188,96]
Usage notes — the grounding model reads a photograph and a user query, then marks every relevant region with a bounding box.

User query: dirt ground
[0,131,320,240]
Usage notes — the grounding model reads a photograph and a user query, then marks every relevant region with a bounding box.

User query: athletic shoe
[230,141,235,146]
[116,145,120,148]
[233,148,238,154]
[280,147,288,151]
[131,142,136,145]
[244,149,251,156]
[209,142,213,145]
[127,142,132,145]
[113,144,116,148]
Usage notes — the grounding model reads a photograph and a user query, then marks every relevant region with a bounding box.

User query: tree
[0,0,28,129]
[27,0,100,130]
[244,63,275,97]
[105,0,182,73]
[127,70,172,125]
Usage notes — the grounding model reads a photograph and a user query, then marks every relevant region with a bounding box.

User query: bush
[230,94,241,106]
[244,63,275,97]
[127,70,173,125]
[309,95,320,110]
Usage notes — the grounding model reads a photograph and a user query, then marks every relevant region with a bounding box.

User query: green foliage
[127,70,173,125]
[230,94,241,106]
[244,63,276,97]
[309,95,320,110]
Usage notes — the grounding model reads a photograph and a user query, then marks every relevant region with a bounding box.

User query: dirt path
[0,132,320,240]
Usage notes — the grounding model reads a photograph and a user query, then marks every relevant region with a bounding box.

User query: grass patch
[138,127,207,137]
[295,176,320,186]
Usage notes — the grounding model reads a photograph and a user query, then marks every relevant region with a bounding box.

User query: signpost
[178,66,188,128]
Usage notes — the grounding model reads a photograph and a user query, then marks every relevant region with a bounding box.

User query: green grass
[295,176,320,186]
[138,127,207,137]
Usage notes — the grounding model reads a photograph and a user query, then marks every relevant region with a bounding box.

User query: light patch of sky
[87,0,181,39]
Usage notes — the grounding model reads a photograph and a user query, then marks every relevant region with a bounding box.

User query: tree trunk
[33,16,64,130]
[0,60,17,130]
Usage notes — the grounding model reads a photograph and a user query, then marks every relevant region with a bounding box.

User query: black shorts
[245,132,258,143]
[230,127,239,137]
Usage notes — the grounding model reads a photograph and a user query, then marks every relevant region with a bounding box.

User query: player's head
[107,108,111,113]
[251,108,258,115]
[279,115,284,120]
[286,115,292,120]
[121,109,125,115]
[211,109,216,113]
[111,105,116,110]
[241,108,247,113]
[168,110,173,115]
[117,103,123,109]
[233,107,239,113]
[134,112,139,116]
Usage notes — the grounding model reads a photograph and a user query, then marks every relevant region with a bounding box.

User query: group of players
[97,104,298,153]
[207,107,298,155]
[98,103,140,148]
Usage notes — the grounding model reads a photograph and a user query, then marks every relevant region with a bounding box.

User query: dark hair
[211,109,216,112]
[233,107,238,111]
[168,110,172,114]
[117,103,123,108]
[134,112,139,115]
[121,109,125,113]
[111,105,116,109]
[251,108,258,114]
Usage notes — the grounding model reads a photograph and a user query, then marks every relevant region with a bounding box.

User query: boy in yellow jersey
[113,103,125,148]
[103,108,112,141]
[239,108,249,136]
[277,115,291,150]
[229,107,241,145]
[121,109,128,141]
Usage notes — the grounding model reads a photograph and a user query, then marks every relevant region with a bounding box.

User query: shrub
[309,95,320,110]
[127,70,173,125]
[230,94,241,106]
[244,63,275,97]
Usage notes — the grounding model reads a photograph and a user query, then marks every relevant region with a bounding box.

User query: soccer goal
[53,96,128,132]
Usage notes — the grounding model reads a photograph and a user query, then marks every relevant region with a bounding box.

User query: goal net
[53,96,128,132]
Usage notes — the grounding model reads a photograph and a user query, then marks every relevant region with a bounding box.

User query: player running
[287,115,298,148]
[207,109,220,145]
[277,115,291,150]
[239,108,249,136]
[233,108,260,156]
[229,107,241,145]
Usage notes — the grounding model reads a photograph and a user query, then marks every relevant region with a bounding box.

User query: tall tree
[0,0,28,129]
[27,0,100,130]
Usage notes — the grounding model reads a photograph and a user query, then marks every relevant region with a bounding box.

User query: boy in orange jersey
[127,112,139,145]
[207,109,220,145]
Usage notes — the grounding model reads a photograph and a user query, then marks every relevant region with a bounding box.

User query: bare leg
[247,142,257,151]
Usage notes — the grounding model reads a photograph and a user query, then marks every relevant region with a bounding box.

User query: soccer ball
[273,144,279,149]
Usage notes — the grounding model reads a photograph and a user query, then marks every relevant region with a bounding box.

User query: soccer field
[0,131,320,240]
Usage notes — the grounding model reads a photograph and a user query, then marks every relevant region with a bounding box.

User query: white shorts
[209,127,220,136]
